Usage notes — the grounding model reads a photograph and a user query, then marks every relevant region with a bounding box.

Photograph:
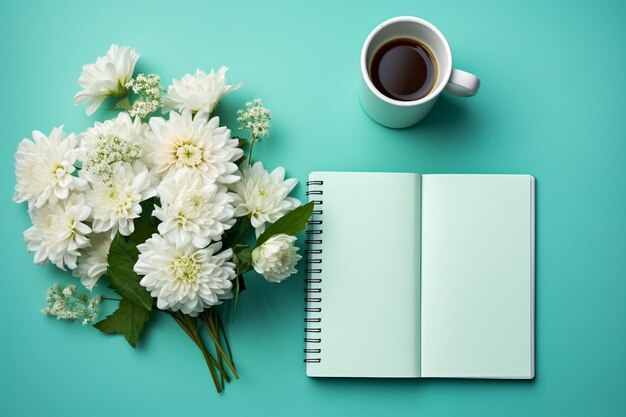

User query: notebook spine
[304,180,324,364]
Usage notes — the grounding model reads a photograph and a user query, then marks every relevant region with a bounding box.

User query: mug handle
[444,68,480,97]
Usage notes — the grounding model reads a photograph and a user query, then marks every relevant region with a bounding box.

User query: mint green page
[305,172,422,377]
[420,174,535,379]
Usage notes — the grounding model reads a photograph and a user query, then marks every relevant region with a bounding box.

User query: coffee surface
[370,38,437,101]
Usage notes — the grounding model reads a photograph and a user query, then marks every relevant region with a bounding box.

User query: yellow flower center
[107,188,119,201]
[51,162,64,175]
[175,142,203,167]
[190,195,202,207]
[171,256,200,283]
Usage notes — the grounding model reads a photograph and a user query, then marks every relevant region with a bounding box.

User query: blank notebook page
[420,174,535,378]
[305,172,422,377]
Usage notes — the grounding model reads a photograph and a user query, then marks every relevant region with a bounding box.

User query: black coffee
[370,38,437,101]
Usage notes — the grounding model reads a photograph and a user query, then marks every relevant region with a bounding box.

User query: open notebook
[304,172,535,379]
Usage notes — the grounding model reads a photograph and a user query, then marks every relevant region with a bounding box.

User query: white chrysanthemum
[72,233,113,290]
[74,44,140,116]
[135,236,235,316]
[24,192,92,270]
[252,234,301,283]
[14,127,88,209]
[80,112,145,183]
[154,170,235,248]
[145,110,243,183]
[163,67,241,114]
[86,161,156,236]
[231,162,300,236]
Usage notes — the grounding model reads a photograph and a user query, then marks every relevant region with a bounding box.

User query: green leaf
[222,217,251,249]
[139,197,159,222]
[233,246,253,274]
[232,243,249,254]
[94,299,150,348]
[129,218,157,246]
[107,234,153,311]
[255,201,314,247]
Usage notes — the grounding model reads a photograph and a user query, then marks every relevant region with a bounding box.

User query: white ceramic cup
[359,16,480,128]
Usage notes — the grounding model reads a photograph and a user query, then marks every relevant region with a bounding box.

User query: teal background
[1,0,625,416]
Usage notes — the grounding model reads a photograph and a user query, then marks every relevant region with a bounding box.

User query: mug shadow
[405,94,480,139]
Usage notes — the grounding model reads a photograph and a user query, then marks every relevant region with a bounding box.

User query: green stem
[247,139,257,165]
[198,338,230,385]
[206,315,226,388]
[100,297,122,301]
[216,311,235,369]
[168,312,223,393]
[233,276,241,317]
[202,310,239,380]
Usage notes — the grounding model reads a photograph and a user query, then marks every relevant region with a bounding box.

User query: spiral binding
[304,180,323,364]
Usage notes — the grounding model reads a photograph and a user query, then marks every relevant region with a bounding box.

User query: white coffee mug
[359,16,480,128]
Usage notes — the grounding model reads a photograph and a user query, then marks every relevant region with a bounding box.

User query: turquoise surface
[1,0,625,416]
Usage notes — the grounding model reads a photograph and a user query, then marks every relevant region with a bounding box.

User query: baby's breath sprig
[237,99,271,163]
[42,283,101,325]
[83,134,142,183]
[125,73,164,119]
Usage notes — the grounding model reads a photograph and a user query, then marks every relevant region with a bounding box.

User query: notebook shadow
[307,374,536,394]
[533,179,540,378]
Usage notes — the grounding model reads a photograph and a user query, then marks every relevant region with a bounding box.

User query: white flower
[24,192,92,270]
[135,236,235,316]
[252,234,301,283]
[237,99,271,142]
[154,170,235,248]
[80,112,145,183]
[74,44,140,116]
[163,67,241,114]
[231,162,300,236]
[63,285,75,297]
[72,233,113,290]
[14,126,87,209]
[145,110,243,183]
[87,161,156,236]
[42,283,101,325]
[125,73,163,118]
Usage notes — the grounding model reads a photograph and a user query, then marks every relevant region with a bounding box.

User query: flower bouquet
[13,44,312,393]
